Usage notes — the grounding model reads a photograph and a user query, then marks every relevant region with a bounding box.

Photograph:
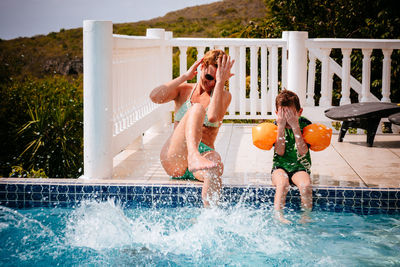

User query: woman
[150,50,234,207]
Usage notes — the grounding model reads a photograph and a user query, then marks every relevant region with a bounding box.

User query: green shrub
[0,75,83,178]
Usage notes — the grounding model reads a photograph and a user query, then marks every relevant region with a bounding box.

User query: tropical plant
[0,75,83,178]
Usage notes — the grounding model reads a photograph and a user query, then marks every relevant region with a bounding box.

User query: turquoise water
[0,200,399,266]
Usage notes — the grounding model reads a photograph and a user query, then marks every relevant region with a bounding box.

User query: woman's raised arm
[150,58,203,104]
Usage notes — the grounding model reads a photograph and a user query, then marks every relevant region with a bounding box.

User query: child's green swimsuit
[272,116,312,174]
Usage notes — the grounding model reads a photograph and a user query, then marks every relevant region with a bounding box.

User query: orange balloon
[303,123,332,151]
[252,122,278,150]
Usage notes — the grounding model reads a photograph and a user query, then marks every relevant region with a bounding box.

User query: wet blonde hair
[203,49,225,68]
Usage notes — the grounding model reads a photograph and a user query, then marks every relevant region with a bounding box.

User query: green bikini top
[174,84,219,128]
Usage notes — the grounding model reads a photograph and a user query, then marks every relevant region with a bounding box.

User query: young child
[272,89,312,224]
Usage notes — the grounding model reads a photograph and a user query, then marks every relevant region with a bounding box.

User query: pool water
[1,199,399,266]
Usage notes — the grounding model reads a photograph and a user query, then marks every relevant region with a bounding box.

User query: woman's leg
[160,103,217,177]
[192,151,223,207]
[271,168,291,223]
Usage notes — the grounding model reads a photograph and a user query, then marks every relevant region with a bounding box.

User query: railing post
[306,52,316,106]
[381,49,393,103]
[250,46,258,115]
[287,31,308,107]
[239,46,246,115]
[361,48,373,102]
[179,46,188,77]
[320,48,332,106]
[83,20,113,179]
[260,46,268,115]
[340,48,352,105]
[281,32,289,91]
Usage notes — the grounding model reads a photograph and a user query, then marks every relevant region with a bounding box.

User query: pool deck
[109,123,400,188]
[2,124,399,188]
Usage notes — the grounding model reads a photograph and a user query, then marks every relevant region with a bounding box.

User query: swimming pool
[0,181,399,266]
[1,199,399,266]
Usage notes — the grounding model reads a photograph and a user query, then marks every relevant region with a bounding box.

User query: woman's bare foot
[188,153,217,172]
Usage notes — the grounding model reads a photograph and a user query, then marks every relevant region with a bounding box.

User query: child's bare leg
[193,151,223,207]
[271,169,291,224]
[292,171,312,223]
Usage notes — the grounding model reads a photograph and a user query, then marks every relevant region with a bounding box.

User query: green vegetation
[0,75,83,178]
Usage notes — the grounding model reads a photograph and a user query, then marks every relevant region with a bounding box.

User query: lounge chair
[388,112,400,126]
[324,102,400,147]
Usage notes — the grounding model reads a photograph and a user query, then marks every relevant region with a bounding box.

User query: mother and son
[150,49,312,223]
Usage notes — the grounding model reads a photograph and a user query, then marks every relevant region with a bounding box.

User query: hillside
[0,0,267,81]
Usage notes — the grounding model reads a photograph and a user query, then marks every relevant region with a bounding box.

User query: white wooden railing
[82,20,400,179]
[306,39,400,106]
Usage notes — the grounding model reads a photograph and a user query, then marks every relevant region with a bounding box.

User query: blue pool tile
[230,192,242,203]
[287,189,300,197]
[6,184,17,192]
[363,190,381,199]
[31,193,43,201]
[0,184,6,192]
[57,185,69,193]
[153,186,178,195]
[82,186,94,193]
[342,199,355,207]
[50,194,58,202]
[57,194,69,202]
[388,190,397,200]
[6,192,18,201]
[221,187,231,196]
[17,184,25,192]
[314,189,335,198]
[179,186,201,196]
[153,195,177,207]
[230,187,244,196]
[367,199,382,208]
[118,186,127,194]
[335,190,345,198]
[6,201,24,208]
[128,186,152,195]
[75,186,84,194]
[343,190,357,198]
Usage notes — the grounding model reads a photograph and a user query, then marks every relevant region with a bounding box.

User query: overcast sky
[0,0,219,40]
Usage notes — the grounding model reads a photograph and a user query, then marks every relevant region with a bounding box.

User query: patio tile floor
[112,124,400,188]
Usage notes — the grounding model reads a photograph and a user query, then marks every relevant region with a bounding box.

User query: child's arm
[275,107,286,156]
[285,108,309,156]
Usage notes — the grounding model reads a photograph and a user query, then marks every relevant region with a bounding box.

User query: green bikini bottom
[171,142,214,180]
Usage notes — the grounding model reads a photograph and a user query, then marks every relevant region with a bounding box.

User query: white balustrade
[306,39,400,105]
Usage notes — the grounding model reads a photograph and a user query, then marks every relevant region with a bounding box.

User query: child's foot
[299,210,313,224]
[274,210,292,224]
[299,215,312,224]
